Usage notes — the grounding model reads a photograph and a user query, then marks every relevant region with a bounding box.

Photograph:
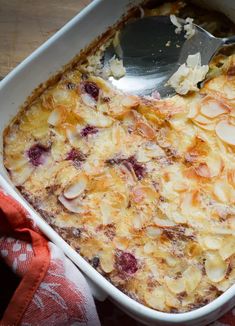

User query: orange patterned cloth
[0,187,234,326]
[0,188,100,326]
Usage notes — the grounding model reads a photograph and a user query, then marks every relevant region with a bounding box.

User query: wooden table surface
[0,0,92,80]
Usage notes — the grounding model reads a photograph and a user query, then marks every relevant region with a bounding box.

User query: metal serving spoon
[104,16,235,97]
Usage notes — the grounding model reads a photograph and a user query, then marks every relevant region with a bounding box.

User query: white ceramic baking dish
[0,1,235,325]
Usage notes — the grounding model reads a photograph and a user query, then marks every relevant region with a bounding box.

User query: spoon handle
[223,35,235,45]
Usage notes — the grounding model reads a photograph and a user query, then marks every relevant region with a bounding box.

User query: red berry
[80,125,98,137]
[117,252,138,274]
[124,156,145,180]
[66,149,86,168]
[28,144,48,166]
[84,82,99,101]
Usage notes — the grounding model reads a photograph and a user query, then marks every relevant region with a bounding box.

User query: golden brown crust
[4,54,235,313]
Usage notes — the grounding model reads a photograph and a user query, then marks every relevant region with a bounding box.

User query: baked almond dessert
[3,1,235,313]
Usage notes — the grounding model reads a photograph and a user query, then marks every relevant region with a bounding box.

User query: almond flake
[165,256,178,267]
[66,127,80,147]
[180,191,198,216]
[48,109,61,126]
[100,201,114,225]
[100,251,114,273]
[144,242,156,254]
[200,100,227,118]
[193,114,214,125]
[219,237,235,260]
[203,235,222,250]
[154,217,175,228]
[144,287,166,311]
[215,120,235,146]
[183,266,202,293]
[146,226,162,237]
[213,181,231,203]
[165,276,186,294]
[64,175,88,199]
[205,251,228,283]
[193,121,216,131]
[136,121,156,140]
[13,164,34,186]
[206,154,223,178]
[188,104,199,119]
[58,194,84,214]
[227,170,235,187]
[195,163,211,178]
[81,93,96,108]
[121,95,139,108]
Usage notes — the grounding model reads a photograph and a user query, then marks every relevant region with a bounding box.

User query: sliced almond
[203,235,222,250]
[180,190,199,216]
[78,108,113,128]
[136,121,156,140]
[183,266,202,293]
[5,156,29,170]
[193,121,216,131]
[13,164,34,186]
[165,292,180,309]
[205,251,228,283]
[52,88,74,106]
[193,114,214,125]
[121,95,139,108]
[100,250,114,273]
[171,212,187,224]
[186,242,202,257]
[144,287,166,311]
[227,169,235,187]
[219,237,235,260]
[100,201,114,225]
[165,276,185,294]
[58,194,84,214]
[111,123,126,148]
[64,174,88,199]
[81,93,96,108]
[99,192,126,225]
[188,104,199,119]
[200,100,227,118]
[113,237,129,250]
[206,154,223,178]
[133,213,146,230]
[48,109,61,126]
[144,242,156,254]
[215,120,235,146]
[213,180,231,203]
[195,163,211,178]
[136,147,151,163]
[165,255,178,267]
[145,226,162,237]
[66,127,80,147]
[154,217,175,228]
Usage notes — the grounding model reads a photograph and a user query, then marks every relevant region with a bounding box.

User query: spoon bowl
[104,16,235,97]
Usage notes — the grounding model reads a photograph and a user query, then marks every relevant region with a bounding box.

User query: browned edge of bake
[2,2,145,151]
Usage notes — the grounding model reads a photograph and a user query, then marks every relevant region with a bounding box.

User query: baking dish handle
[85,276,108,301]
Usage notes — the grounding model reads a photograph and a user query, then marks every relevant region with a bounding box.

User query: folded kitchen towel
[0,187,100,326]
